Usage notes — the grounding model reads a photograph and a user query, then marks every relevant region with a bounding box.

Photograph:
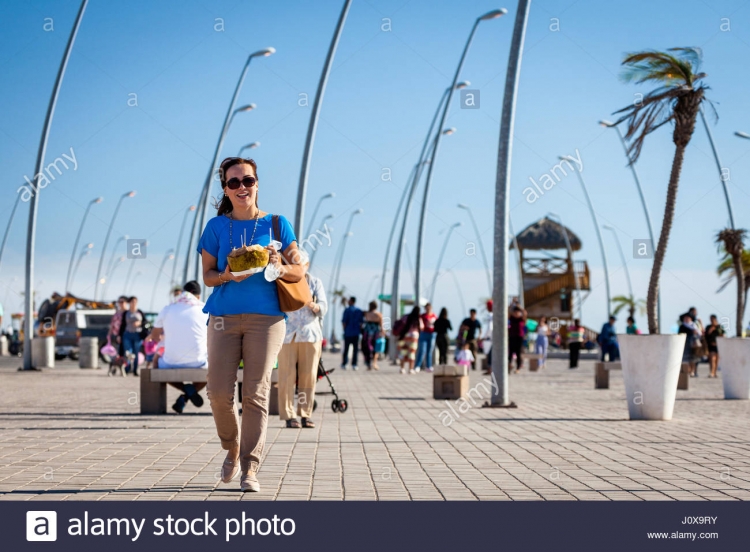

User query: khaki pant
[278,338,322,420]
[206,314,285,474]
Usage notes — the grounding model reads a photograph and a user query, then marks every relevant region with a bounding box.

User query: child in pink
[456,342,475,368]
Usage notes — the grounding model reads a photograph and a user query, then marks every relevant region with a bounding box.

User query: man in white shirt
[146,281,209,414]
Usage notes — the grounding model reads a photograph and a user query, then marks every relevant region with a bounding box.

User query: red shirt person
[415,303,438,372]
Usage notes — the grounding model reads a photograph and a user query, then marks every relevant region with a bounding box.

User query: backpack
[392,316,407,338]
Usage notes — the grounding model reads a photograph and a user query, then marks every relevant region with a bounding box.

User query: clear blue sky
[1,0,749,333]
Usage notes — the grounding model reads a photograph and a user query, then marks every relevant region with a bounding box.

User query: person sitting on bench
[146,280,209,414]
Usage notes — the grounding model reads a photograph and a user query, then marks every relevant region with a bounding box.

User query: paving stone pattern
[0,352,748,501]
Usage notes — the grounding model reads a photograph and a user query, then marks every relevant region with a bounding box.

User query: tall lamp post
[447,268,467,317]
[70,243,93,292]
[184,47,275,283]
[309,213,334,269]
[390,128,455,358]
[699,108,735,229]
[94,191,135,300]
[128,271,143,295]
[238,141,260,157]
[429,222,461,304]
[151,249,175,311]
[328,208,361,341]
[458,203,492,296]
[600,119,660,330]
[294,0,352,238]
[22,0,89,371]
[105,234,129,281]
[602,224,634,303]
[103,256,126,299]
[490,0,530,406]
[0,189,23,276]
[560,155,611,318]
[307,192,335,237]
[328,230,355,344]
[193,100,261,283]
[171,205,195,288]
[381,81,469,313]
[64,196,102,293]
[414,8,508,305]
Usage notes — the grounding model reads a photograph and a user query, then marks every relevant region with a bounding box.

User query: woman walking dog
[198,157,305,492]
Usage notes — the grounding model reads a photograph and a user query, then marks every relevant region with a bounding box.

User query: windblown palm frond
[614,47,708,162]
[716,228,748,337]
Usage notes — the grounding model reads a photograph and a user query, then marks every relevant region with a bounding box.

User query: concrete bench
[140,368,279,414]
[594,361,690,390]
[433,364,468,400]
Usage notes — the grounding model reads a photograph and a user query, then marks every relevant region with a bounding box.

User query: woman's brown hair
[215,157,259,216]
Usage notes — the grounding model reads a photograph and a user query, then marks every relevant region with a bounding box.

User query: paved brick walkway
[1,352,749,501]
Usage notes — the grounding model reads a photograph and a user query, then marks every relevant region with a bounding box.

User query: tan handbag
[272,215,312,312]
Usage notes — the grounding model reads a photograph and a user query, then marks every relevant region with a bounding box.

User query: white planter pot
[717,337,750,400]
[619,334,686,420]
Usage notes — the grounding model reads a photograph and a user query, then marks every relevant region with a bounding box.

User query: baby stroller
[317,357,348,413]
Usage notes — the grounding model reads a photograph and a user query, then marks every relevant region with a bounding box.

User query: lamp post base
[482,401,518,409]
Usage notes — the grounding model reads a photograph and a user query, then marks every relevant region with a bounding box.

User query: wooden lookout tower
[512,217,590,321]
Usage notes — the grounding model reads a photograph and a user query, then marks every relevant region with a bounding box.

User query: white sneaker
[341,365,348,370]
[399,368,405,374]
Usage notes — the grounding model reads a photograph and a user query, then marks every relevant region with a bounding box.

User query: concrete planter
[31,336,55,369]
[717,337,750,400]
[79,337,99,369]
[619,334,685,420]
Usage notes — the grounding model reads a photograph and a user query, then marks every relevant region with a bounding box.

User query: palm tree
[611,295,646,319]
[614,47,709,334]
[717,248,750,320]
[716,228,747,337]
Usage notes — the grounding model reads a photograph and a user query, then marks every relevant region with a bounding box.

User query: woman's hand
[222,265,250,283]
[266,245,283,269]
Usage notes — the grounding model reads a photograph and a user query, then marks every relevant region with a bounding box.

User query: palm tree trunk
[734,255,745,337]
[647,145,686,334]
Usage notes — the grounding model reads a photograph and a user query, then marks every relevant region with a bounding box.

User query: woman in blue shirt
[198,157,305,493]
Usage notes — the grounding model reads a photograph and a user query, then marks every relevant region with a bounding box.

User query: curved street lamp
[151,249,175,311]
[413,8,507,305]
[128,270,143,295]
[105,234,129,280]
[429,222,461,304]
[65,196,102,293]
[600,119,660,330]
[327,209,361,342]
[193,102,258,283]
[602,224,634,304]
[171,205,196,288]
[389,125,458,358]
[238,142,260,157]
[294,0,353,238]
[185,47,275,284]
[560,154,611,318]
[309,213,334,269]
[23,0,89,370]
[94,191,135,300]
[699,108,735,229]
[308,192,335,237]
[70,243,93,293]
[458,203,492,296]
[0,188,24,277]
[102,256,126,299]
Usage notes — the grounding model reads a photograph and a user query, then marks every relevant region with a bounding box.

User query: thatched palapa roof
[511,217,582,251]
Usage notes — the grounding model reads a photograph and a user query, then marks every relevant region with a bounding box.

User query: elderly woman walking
[278,251,327,428]
[198,157,305,493]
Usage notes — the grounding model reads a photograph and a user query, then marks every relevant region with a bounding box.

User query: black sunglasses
[225,175,257,190]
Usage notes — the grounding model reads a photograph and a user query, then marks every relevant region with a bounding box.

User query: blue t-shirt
[342,306,363,337]
[197,213,297,317]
